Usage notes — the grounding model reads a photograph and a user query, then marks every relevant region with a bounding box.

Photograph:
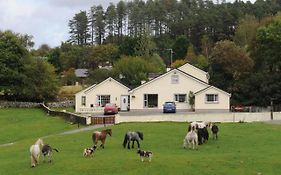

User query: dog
[137,149,153,162]
[83,145,97,157]
[41,144,59,163]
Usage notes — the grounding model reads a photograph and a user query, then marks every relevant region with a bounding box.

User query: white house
[75,63,231,113]
[75,77,130,113]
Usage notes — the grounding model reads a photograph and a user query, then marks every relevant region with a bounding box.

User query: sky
[0,0,255,49]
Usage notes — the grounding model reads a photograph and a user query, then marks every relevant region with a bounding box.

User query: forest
[0,0,281,107]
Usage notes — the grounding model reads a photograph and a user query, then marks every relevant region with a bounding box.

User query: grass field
[1,108,281,175]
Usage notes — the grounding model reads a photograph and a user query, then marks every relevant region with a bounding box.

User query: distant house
[75,69,88,78]
[75,63,231,113]
[75,69,88,85]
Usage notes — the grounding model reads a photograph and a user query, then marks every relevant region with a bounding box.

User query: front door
[120,95,129,111]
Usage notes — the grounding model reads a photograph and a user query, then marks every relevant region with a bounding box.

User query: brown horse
[92,129,112,148]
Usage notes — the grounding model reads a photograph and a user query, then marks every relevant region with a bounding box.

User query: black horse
[123,131,143,149]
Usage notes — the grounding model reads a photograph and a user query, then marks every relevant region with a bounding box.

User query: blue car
[163,102,176,113]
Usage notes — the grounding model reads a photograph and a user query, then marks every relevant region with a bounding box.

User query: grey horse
[123,131,143,149]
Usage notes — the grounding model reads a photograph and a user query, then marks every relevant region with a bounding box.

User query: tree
[234,15,259,49]
[113,56,156,87]
[87,68,113,85]
[68,11,90,45]
[105,3,117,43]
[0,30,29,98]
[90,5,106,45]
[172,35,190,60]
[21,57,59,101]
[209,40,254,95]
[171,59,187,69]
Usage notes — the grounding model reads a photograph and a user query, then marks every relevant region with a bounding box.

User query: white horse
[30,138,44,167]
[190,121,211,129]
[183,126,198,150]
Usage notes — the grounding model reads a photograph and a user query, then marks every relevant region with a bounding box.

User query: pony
[211,123,219,140]
[83,145,97,157]
[197,127,209,145]
[92,129,112,149]
[42,144,59,163]
[29,138,44,167]
[183,126,198,150]
[137,149,153,162]
[123,131,143,149]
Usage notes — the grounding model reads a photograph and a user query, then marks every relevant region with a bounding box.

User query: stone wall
[0,100,75,108]
[0,101,40,108]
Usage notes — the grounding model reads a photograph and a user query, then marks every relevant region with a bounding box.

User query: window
[81,96,86,106]
[206,94,218,103]
[144,94,158,108]
[171,74,179,84]
[174,94,187,102]
[97,95,110,107]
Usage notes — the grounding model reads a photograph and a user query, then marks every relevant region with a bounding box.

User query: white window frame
[205,94,219,103]
[97,95,111,107]
[81,96,86,106]
[174,94,187,103]
[171,74,179,84]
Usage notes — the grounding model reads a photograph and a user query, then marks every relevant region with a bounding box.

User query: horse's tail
[123,134,128,148]
[92,132,96,145]
[53,148,59,152]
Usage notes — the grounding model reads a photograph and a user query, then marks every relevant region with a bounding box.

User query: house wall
[130,70,208,110]
[178,64,208,83]
[195,88,230,112]
[75,79,129,113]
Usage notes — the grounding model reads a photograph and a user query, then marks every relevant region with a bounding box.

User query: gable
[178,63,208,83]
[130,69,208,94]
[195,86,231,97]
[76,77,130,96]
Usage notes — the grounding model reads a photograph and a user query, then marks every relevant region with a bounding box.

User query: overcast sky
[0,0,254,49]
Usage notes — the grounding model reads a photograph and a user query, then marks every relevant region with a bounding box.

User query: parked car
[232,105,245,112]
[104,103,118,115]
[163,102,176,113]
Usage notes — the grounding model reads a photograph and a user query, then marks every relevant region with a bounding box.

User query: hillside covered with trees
[0,0,281,107]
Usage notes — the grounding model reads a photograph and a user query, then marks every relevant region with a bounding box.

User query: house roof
[75,84,96,96]
[129,68,209,93]
[75,69,88,78]
[178,62,208,75]
[194,86,231,97]
[83,77,130,94]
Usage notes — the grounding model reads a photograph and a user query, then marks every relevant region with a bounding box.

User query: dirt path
[0,124,113,147]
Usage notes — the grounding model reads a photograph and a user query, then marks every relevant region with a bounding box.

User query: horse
[42,144,59,163]
[29,138,44,167]
[211,123,219,140]
[183,126,198,150]
[92,129,112,149]
[123,131,143,149]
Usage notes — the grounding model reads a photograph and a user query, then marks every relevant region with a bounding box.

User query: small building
[75,63,231,113]
[75,77,130,113]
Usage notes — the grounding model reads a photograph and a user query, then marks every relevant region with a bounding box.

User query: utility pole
[166,48,173,67]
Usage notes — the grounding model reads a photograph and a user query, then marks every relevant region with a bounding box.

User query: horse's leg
[101,139,105,149]
[31,155,35,167]
[132,140,135,148]
[136,140,140,148]
[127,141,130,149]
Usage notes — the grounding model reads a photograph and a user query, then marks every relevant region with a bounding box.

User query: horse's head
[35,138,44,146]
[107,129,112,136]
[137,132,143,140]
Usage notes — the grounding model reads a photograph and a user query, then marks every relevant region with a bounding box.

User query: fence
[91,116,115,125]
[40,103,90,125]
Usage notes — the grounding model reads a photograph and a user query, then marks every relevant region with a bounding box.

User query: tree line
[0,0,281,107]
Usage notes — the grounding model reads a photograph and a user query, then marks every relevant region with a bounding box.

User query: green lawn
[1,109,281,175]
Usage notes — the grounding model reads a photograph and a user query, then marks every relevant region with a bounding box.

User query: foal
[183,126,198,150]
[42,144,59,163]
[211,123,219,140]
